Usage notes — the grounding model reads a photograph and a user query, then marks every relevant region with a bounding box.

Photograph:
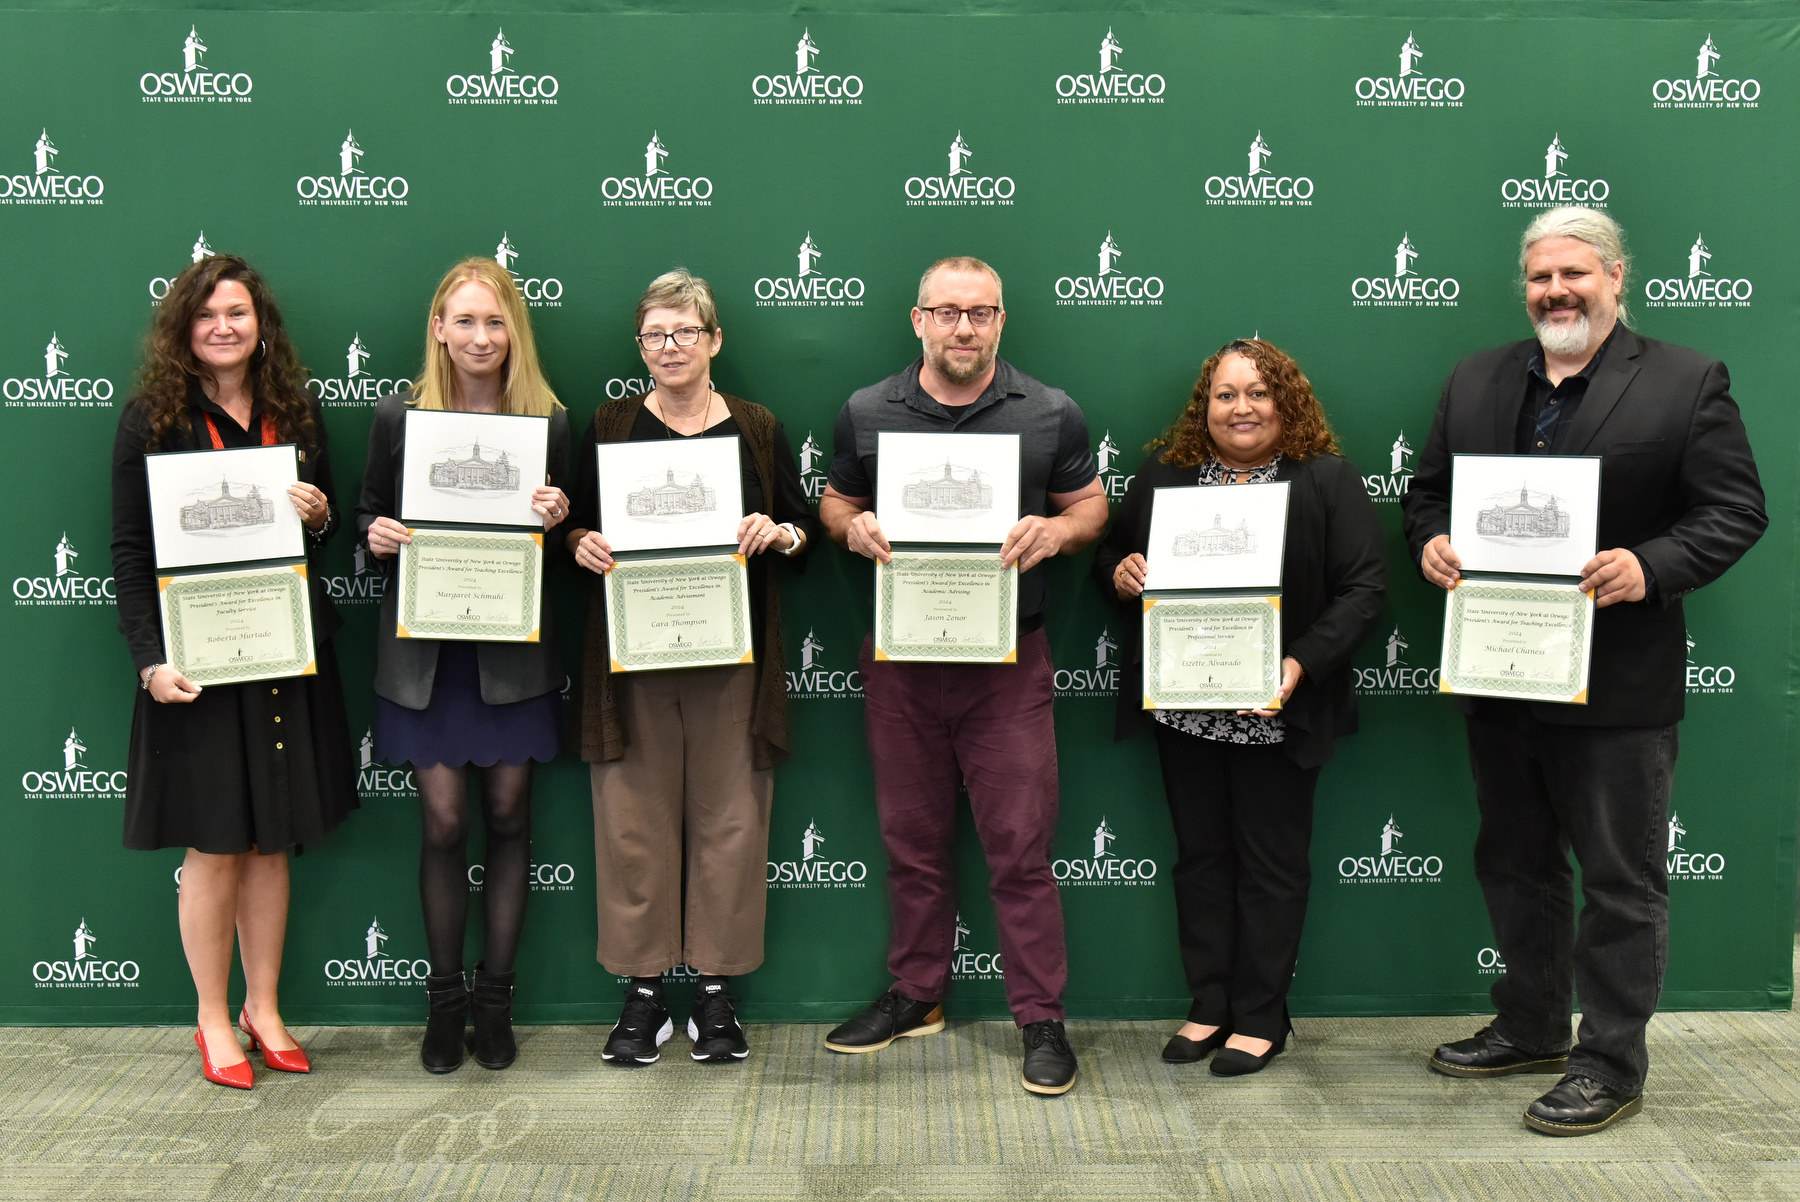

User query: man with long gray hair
[1402,207,1765,1134]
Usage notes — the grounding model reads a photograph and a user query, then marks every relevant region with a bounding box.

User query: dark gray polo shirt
[827,356,1097,624]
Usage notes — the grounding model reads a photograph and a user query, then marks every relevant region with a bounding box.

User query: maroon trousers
[859,628,1067,1026]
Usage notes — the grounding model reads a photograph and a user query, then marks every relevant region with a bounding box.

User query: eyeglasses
[919,305,1000,328]
[636,326,711,350]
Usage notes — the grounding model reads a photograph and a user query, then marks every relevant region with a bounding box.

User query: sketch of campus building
[627,468,717,516]
[428,441,520,492]
[901,461,993,511]
[179,477,275,531]
[1475,485,1570,539]
[1172,514,1256,557]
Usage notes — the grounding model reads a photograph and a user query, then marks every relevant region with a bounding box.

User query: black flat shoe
[1524,1074,1643,1136]
[1162,1028,1228,1064]
[1429,1024,1570,1079]
[1210,1021,1291,1077]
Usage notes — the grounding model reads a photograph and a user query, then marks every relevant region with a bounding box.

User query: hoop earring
[257,340,266,358]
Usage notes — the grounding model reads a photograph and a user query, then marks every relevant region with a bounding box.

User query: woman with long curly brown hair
[110,255,358,1090]
[1093,338,1386,1075]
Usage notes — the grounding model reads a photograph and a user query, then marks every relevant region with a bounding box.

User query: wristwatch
[775,522,804,556]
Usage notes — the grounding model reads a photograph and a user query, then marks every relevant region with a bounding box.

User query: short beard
[928,341,996,386]
[1533,308,1592,357]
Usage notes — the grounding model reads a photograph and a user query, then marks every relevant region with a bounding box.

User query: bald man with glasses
[819,256,1107,1096]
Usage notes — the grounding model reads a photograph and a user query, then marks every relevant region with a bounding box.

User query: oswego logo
[306,335,412,408]
[1684,634,1735,695]
[1055,233,1165,306]
[1362,431,1413,504]
[950,912,1002,980]
[1355,626,1439,695]
[468,860,577,893]
[1054,28,1165,104]
[1667,812,1725,881]
[1351,235,1460,307]
[324,917,429,985]
[296,132,410,206]
[1354,32,1464,106]
[602,133,714,207]
[140,26,253,103]
[1205,133,1313,206]
[21,727,126,799]
[4,336,116,408]
[2,130,104,205]
[495,234,564,308]
[755,234,866,307]
[1054,816,1157,885]
[1500,136,1610,209]
[149,231,215,303]
[1055,628,1120,698]
[13,532,114,606]
[1644,235,1752,310]
[787,629,863,699]
[767,819,868,888]
[1338,814,1444,882]
[1477,946,1507,976]
[325,545,387,607]
[1653,36,1759,109]
[1096,430,1135,500]
[446,29,559,105]
[904,133,1015,206]
[355,729,414,798]
[752,29,863,105]
[33,920,140,988]
[797,432,828,502]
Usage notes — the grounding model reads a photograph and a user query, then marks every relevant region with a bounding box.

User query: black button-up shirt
[1516,326,1617,455]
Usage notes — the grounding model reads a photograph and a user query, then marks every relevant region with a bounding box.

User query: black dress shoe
[824,989,945,1053]
[1209,1024,1290,1077]
[1524,1074,1643,1135]
[1162,1028,1228,1064]
[1021,1019,1077,1095]
[1429,1024,1570,1079]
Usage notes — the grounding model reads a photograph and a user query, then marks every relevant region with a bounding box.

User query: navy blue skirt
[373,641,560,768]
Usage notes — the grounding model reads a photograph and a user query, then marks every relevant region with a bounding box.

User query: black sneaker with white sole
[687,980,750,1063]
[602,984,672,1066]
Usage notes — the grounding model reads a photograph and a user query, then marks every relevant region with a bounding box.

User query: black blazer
[354,391,571,710]
[1093,451,1387,770]
[1401,326,1766,727]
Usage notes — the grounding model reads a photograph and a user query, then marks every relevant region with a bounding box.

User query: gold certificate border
[396,528,543,643]
[604,553,754,672]
[158,562,317,686]
[1141,594,1282,711]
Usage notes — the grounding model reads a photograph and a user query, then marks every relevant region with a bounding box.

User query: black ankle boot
[422,970,469,1074]
[470,963,517,1070]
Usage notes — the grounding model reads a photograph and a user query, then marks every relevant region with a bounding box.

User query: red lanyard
[203,411,276,449]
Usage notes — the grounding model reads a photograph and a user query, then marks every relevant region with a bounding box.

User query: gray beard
[1534,310,1591,357]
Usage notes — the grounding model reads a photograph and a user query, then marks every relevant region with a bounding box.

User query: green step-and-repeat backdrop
[2,0,1794,1024]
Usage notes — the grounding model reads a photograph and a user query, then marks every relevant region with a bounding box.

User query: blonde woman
[355,258,571,1074]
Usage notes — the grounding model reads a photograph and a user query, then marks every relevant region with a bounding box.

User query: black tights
[416,762,534,977]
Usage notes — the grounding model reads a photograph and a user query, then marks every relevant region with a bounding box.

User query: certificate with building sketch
[400,409,550,528]
[159,563,317,686]
[144,444,304,570]
[1142,482,1289,592]
[1440,579,1593,705]
[596,437,745,552]
[1449,455,1600,577]
[875,432,1021,545]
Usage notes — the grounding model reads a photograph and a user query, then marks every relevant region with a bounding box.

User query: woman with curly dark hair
[111,255,357,1090]
[1093,338,1386,1076]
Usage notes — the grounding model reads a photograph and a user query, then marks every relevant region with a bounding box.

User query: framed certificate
[158,563,317,686]
[874,550,1018,663]
[875,432,1021,546]
[145,444,304,570]
[596,436,745,552]
[1142,594,1282,711]
[401,409,550,528]
[1439,578,1593,704]
[604,553,754,672]
[1449,454,1601,577]
[1143,482,1289,592]
[395,528,544,642]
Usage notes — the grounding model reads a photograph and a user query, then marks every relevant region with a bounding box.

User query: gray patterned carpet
[3,957,1798,1201]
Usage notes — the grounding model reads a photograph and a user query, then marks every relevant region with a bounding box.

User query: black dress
[110,386,359,854]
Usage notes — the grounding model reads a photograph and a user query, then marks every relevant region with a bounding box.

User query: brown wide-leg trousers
[590,663,773,977]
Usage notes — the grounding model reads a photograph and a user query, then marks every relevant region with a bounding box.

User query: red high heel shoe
[195,1028,254,1090]
[239,1009,311,1073]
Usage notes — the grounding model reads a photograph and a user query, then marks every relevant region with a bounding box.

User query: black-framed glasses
[919,305,1000,329]
[636,326,711,350]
